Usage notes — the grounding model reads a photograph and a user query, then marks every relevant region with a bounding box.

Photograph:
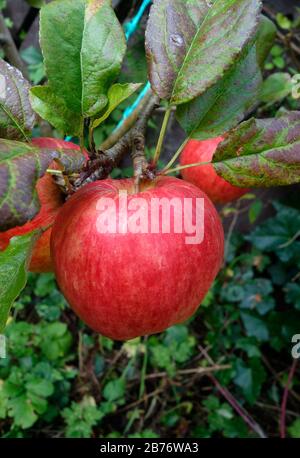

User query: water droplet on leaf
[170,34,184,47]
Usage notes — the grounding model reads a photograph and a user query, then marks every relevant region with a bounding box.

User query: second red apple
[180,137,249,204]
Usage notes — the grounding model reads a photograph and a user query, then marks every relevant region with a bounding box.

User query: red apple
[51,176,224,340]
[0,138,86,273]
[180,137,249,204]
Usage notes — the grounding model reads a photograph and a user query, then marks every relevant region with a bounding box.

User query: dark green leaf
[256,15,277,69]
[249,200,263,224]
[103,378,126,402]
[285,283,300,311]
[234,358,266,404]
[30,86,82,135]
[260,73,293,105]
[0,59,36,140]
[0,233,36,333]
[146,0,261,105]
[247,202,300,263]
[0,139,85,230]
[288,419,300,438]
[213,112,300,187]
[241,312,269,341]
[38,0,126,123]
[176,44,262,139]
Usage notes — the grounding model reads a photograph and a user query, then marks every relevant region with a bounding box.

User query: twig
[199,346,268,439]
[130,94,160,191]
[74,93,159,190]
[118,383,167,414]
[160,160,211,176]
[262,355,300,403]
[78,331,84,376]
[141,363,231,381]
[0,13,29,79]
[280,360,298,439]
[256,402,298,418]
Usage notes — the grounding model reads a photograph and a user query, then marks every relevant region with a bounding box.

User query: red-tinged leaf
[0,140,85,230]
[145,0,262,105]
[0,60,36,140]
[212,112,300,187]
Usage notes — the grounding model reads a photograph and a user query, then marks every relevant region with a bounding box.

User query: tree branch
[73,92,160,191]
[130,94,160,191]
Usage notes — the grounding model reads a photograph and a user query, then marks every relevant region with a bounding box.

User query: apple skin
[0,138,85,273]
[51,176,224,340]
[180,137,249,204]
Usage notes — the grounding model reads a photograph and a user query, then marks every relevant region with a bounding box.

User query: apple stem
[161,138,189,173]
[160,160,211,176]
[152,106,172,166]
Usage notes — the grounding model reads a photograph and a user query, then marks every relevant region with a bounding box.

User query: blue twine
[115,81,151,129]
[115,0,152,131]
[65,0,152,143]
[124,0,152,40]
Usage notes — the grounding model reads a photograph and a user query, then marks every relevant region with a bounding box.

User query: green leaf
[249,200,263,224]
[39,0,126,120]
[40,322,72,360]
[0,139,85,230]
[26,378,54,397]
[234,358,266,404]
[212,112,300,187]
[260,73,293,105]
[0,59,36,140]
[0,233,36,333]
[285,283,300,311]
[30,86,82,135]
[7,395,37,429]
[62,397,104,438]
[247,202,300,263]
[92,83,141,129]
[256,15,277,69]
[241,312,269,341]
[146,0,262,105]
[288,418,300,438]
[103,378,126,402]
[176,44,262,140]
[276,13,292,31]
